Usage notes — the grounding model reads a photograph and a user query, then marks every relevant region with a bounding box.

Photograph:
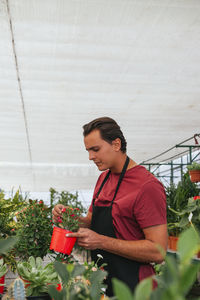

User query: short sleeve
[133,180,167,229]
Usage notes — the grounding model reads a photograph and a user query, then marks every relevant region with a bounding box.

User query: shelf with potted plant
[167,196,200,259]
[187,162,200,183]
[166,173,200,252]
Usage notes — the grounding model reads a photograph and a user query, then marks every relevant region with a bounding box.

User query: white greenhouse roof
[0,0,200,192]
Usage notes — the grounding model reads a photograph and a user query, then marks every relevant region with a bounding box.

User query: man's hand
[52,204,66,222]
[66,228,102,250]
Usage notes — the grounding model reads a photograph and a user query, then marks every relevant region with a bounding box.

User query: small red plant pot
[0,275,5,294]
[50,227,76,255]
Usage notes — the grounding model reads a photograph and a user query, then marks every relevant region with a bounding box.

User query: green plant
[15,199,53,260]
[169,197,200,234]
[17,256,59,297]
[0,258,7,278]
[0,189,27,239]
[0,190,27,271]
[50,188,86,215]
[166,173,199,236]
[187,162,200,171]
[112,225,200,300]
[48,259,107,300]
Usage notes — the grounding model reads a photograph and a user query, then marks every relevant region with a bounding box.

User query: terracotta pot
[168,236,172,249]
[0,275,5,294]
[21,278,31,288]
[170,236,179,251]
[50,227,76,255]
[189,170,200,182]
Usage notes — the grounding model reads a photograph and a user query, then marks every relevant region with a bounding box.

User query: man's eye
[93,148,99,152]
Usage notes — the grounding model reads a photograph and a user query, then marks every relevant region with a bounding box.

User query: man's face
[84,129,118,171]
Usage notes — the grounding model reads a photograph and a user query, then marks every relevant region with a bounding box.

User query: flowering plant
[15,199,53,260]
[56,206,81,232]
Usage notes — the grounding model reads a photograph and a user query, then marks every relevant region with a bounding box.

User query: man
[52,117,167,296]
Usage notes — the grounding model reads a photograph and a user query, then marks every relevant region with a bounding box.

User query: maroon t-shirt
[89,165,166,281]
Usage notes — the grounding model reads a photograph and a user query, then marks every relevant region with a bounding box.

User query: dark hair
[83,117,127,153]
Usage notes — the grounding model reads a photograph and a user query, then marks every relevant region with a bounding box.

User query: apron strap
[111,156,129,204]
[96,170,111,198]
[93,156,130,205]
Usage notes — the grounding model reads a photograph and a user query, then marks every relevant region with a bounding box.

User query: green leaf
[112,278,133,300]
[179,215,189,228]
[54,261,69,285]
[36,257,43,268]
[0,237,18,254]
[48,285,66,300]
[133,277,152,300]
[71,264,85,278]
[178,226,200,264]
[66,263,74,274]
[178,264,200,295]
[28,256,36,268]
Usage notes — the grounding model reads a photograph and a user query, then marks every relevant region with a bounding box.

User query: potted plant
[17,256,59,299]
[166,174,199,250]
[15,199,53,260]
[187,162,200,182]
[50,206,82,255]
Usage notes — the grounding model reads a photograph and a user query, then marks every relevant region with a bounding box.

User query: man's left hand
[66,228,101,250]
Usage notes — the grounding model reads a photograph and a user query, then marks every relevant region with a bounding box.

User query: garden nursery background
[0,0,200,299]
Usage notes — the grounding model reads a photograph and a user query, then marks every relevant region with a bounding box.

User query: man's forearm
[98,234,166,264]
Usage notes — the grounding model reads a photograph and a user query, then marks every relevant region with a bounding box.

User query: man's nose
[89,151,95,160]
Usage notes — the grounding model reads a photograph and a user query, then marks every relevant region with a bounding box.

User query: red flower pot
[0,275,5,294]
[50,227,76,255]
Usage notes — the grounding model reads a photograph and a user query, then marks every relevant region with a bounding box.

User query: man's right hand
[52,204,66,222]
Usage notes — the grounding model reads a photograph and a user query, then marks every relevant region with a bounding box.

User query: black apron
[91,156,140,297]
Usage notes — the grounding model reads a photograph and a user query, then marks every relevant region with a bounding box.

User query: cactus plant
[13,278,26,300]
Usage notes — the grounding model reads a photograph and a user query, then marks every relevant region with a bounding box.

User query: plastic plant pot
[0,275,5,294]
[50,227,76,255]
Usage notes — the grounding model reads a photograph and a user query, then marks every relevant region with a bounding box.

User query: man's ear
[112,138,121,151]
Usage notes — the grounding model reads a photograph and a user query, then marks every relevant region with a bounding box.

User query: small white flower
[97,254,103,259]
[92,267,97,272]
[188,212,193,222]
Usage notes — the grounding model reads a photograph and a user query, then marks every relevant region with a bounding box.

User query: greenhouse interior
[0,0,200,299]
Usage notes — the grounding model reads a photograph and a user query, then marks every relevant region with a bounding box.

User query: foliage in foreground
[113,225,200,300]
